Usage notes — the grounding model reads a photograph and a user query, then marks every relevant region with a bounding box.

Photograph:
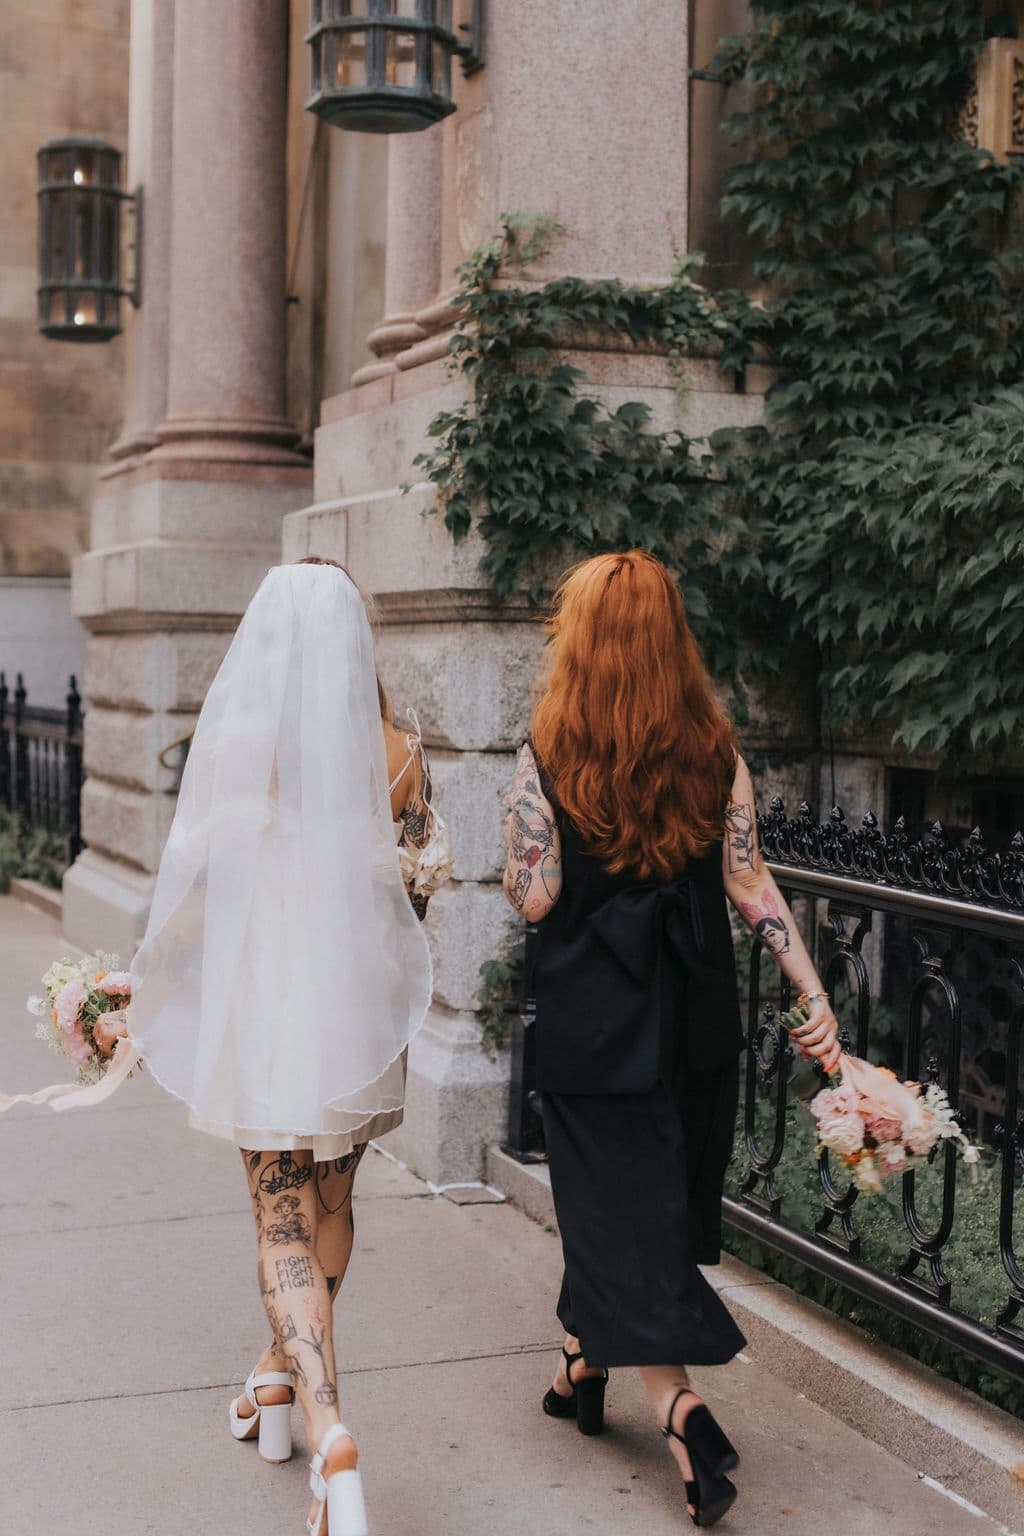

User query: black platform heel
[542,1347,608,1436]
[662,1388,738,1528]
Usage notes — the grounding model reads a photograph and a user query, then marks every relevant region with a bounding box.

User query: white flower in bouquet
[814,1109,865,1157]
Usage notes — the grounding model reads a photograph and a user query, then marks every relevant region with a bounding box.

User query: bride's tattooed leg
[241,1148,346,1444]
[313,1143,367,1300]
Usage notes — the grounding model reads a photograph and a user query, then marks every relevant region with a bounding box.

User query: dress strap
[388,709,424,795]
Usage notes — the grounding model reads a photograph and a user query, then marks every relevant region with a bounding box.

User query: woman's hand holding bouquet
[779,1000,979,1194]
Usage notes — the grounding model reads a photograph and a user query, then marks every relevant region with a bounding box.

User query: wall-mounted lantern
[36,137,141,343]
[306,0,484,135]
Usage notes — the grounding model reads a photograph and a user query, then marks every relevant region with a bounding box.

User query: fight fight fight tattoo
[276,1254,315,1291]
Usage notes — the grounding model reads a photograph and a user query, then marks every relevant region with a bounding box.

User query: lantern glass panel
[435,0,453,31]
[47,290,69,326]
[384,29,417,88]
[71,147,97,187]
[100,148,120,186]
[432,39,450,95]
[72,293,99,329]
[73,197,96,279]
[328,0,367,15]
[42,147,62,182]
[335,30,368,87]
[47,191,70,280]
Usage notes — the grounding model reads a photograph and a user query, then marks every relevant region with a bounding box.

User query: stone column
[351,126,444,386]
[107,0,175,463]
[65,0,311,953]
[154,0,302,463]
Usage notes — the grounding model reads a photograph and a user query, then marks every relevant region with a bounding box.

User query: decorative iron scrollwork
[759,798,1024,911]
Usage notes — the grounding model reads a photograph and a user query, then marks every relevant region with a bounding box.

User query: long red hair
[531,552,736,879]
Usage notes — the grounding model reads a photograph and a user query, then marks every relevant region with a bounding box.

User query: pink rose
[54,977,88,1035]
[98,972,132,996]
[62,1022,94,1066]
[864,1115,903,1145]
[839,1055,930,1144]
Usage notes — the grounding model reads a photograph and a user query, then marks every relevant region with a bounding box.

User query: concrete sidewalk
[0,893,1015,1536]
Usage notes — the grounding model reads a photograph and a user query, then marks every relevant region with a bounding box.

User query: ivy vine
[415,0,1024,764]
[413,227,753,679]
[714,0,1024,759]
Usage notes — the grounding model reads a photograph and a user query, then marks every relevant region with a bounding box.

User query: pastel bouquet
[780,1003,979,1194]
[28,952,133,1087]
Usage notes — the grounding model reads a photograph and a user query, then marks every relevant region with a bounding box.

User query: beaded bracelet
[797,989,828,1009]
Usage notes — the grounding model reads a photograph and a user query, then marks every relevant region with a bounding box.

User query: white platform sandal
[228,1369,294,1463]
[307,1423,368,1536]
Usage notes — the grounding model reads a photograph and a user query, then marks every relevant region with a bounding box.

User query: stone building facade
[1,0,130,704]
[55,0,1024,1183]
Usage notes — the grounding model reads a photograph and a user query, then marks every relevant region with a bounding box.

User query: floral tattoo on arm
[504,744,562,913]
[725,801,757,875]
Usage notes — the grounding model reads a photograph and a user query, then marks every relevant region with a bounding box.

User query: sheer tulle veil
[127,562,432,1143]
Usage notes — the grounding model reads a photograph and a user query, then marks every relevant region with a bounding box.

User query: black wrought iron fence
[505,801,1024,1383]
[0,672,84,867]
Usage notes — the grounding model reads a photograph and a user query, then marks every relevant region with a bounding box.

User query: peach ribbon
[0,1034,142,1114]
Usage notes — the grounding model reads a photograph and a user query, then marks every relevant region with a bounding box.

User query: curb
[486,1146,1024,1531]
[9,878,62,924]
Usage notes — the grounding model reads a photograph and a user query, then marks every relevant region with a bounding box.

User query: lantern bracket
[453,0,485,76]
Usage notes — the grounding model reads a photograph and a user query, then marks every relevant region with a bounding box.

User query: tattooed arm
[502,742,563,923]
[723,755,841,1073]
[397,746,435,922]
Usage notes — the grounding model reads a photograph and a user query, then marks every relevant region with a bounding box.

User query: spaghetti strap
[389,709,423,795]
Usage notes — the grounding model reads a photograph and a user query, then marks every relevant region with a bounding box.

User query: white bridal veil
[127,562,432,1144]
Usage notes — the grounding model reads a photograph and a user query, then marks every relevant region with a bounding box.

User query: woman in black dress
[502,551,840,1529]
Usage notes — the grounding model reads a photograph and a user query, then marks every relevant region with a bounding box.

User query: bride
[103,556,442,1536]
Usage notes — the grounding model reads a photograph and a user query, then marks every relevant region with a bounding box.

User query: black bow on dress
[588,877,706,986]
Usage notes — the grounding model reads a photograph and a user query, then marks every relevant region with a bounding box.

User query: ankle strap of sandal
[662,1387,697,1441]
[245,1368,294,1408]
[562,1348,609,1387]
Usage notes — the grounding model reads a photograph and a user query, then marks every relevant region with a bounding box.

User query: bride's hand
[94,1014,128,1057]
[790,996,841,1075]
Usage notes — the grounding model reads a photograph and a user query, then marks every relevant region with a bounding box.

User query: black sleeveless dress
[531,756,747,1368]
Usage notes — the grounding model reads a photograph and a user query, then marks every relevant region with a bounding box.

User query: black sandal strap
[661,1386,698,1443]
[563,1348,609,1389]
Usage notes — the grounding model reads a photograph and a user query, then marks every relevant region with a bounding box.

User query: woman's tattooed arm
[397,745,435,920]
[502,742,563,922]
[722,754,841,1072]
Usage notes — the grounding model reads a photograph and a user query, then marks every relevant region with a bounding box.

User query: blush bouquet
[28,953,132,1087]
[780,1003,979,1194]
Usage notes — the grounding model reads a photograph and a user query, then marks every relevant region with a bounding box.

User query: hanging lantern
[36,137,140,343]
[306,0,484,135]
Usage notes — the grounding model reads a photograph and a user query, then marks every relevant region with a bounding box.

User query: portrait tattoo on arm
[725,802,756,875]
[740,889,792,956]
